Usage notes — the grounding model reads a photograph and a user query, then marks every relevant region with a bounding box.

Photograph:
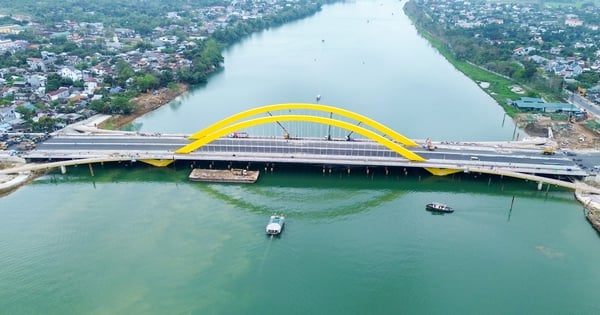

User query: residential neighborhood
[0,0,326,134]
[409,0,600,103]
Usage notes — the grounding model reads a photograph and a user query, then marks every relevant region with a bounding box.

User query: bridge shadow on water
[35,160,577,220]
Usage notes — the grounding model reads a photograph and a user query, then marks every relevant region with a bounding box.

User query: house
[512,97,546,111]
[46,87,70,101]
[565,18,583,27]
[84,77,99,94]
[512,97,576,113]
[58,66,83,81]
[1,86,19,97]
[91,65,107,76]
[0,108,17,122]
[26,57,46,72]
[26,74,47,88]
[0,24,24,34]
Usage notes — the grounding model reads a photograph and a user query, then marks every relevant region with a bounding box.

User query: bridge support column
[60,165,66,174]
[537,181,543,191]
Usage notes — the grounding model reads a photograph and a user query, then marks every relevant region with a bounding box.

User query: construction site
[518,113,600,150]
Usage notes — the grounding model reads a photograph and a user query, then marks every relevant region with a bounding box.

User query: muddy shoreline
[100,83,189,129]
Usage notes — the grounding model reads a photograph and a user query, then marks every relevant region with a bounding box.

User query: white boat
[266,214,285,235]
[426,203,454,213]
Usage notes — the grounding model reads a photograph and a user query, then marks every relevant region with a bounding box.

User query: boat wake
[257,235,274,276]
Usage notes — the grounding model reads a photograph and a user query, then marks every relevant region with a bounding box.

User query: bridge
[2,103,600,193]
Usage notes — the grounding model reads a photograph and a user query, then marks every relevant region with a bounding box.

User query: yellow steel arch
[176,115,426,161]
[189,103,418,147]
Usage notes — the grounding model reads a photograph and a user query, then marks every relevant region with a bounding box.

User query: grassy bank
[407,13,522,117]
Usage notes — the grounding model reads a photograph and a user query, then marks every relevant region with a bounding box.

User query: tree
[15,105,35,121]
[158,70,174,86]
[110,95,134,114]
[135,74,159,92]
[46,74,62,92]
[89,99,110,113]
[33,116,57,132]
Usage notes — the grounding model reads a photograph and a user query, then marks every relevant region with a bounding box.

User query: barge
[188,168,259,183]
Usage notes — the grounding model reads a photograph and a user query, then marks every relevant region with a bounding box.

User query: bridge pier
[60,165,66,174]
[537,181,543,191]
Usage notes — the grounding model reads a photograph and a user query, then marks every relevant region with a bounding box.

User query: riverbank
[99,83,189,130]
[0,84,189,194]
[0,157,36,196]
[574,189,600,233]
[402,3,598,150]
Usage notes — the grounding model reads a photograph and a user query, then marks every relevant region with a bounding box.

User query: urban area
[0,0,328,150]
[0,0,599,152]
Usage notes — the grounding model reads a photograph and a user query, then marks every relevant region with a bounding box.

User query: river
[1,0,600,314]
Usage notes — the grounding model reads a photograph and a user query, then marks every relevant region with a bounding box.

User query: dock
[188,168,259,183]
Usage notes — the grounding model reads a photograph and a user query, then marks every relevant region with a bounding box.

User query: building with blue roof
[512,97,578,113]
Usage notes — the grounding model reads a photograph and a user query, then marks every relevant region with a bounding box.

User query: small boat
[426,203,454,213]
[266,214,285,235]
[316,94,321,102]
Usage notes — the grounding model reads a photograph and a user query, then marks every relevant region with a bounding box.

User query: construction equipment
[542,147,555,155]
[425,138,436,151]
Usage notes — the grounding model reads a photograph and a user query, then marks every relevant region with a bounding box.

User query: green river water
[1,0,600,314]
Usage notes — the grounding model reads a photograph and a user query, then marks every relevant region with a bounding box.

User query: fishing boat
[265,214,285,235]
[425,203,454,213]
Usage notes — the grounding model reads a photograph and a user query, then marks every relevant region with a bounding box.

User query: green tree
[15,105,35,121]
[46,74,62,92]
[89,99,110,113]
[110,95,134,114]
[135,74,159,92]
[33,116,57,132]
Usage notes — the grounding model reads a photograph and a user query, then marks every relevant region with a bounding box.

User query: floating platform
[188,168,259,183]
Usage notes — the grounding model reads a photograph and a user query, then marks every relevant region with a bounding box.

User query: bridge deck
[2,133,598,192]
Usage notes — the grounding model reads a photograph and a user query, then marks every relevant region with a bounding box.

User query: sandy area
[517,113,599,150]
[101,83,189,129]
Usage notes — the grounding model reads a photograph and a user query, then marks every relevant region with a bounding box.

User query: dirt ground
[517,113,599,149]
[101,83,189,128]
